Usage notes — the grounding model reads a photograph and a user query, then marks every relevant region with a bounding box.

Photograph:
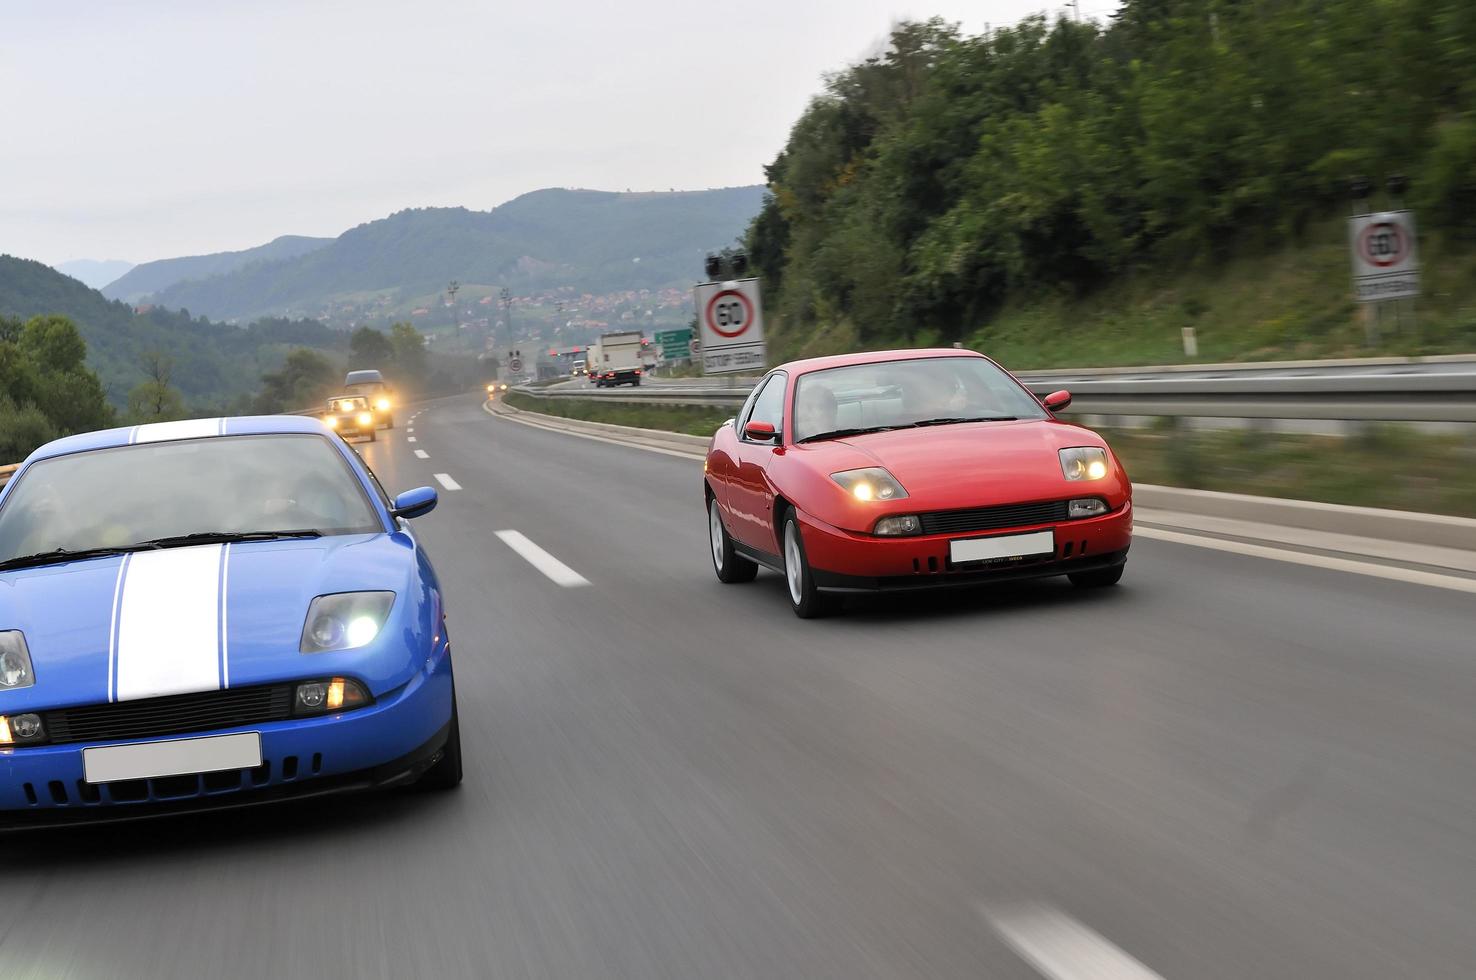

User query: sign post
[1349,210,1419,346]
[693,278,766,376]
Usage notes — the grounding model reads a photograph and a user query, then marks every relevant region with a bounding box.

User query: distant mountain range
[111,186,764,321]
[54,259,134,289]
[102,235,333,303]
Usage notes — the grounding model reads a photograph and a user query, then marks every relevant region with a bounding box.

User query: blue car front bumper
[0,648,454,830]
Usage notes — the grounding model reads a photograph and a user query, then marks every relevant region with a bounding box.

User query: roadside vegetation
[748,2,1476,365]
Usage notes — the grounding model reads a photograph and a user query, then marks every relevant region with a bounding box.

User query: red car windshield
[792,356,1048,442]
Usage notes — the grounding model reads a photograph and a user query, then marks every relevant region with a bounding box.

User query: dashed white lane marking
[1136,526,1476,594]
[494,530,590,587]
[433,473,462,491]
[407,436,417,443]
[984,904,1162,980]
[414,449,429,459]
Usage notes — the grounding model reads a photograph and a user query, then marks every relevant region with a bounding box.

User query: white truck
[585,341,602,384]
[593,331,644,387]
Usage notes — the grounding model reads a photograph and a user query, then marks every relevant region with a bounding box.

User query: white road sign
[1349,210,1419,302]
[694,278,765,375]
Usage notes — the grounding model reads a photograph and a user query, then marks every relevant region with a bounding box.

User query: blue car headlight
[300,593,395,654]
[0,631,35,691]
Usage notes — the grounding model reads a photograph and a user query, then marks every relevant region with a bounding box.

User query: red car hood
[795,420,1108,504]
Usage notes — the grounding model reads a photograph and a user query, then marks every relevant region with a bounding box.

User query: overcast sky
[3,0,1118,267]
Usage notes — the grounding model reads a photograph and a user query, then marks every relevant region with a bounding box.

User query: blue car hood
[0,534,428,713]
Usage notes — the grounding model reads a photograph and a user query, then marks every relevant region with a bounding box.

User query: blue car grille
[43,684,294,745]
[918,500,1069,536]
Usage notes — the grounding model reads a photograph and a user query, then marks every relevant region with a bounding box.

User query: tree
[349,326,395,368]
[388,322,427,385]
[0,314,113,459]
[126,352,186,423]
[254,348,337,414]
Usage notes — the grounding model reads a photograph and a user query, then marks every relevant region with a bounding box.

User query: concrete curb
[491,399,1476,554]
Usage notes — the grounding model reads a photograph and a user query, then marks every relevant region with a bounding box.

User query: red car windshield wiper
[796,425,913,444]
[911,416,1018,426]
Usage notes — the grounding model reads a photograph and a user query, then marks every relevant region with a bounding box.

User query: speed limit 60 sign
[1349,211,1419,302]
[694,278,766,375]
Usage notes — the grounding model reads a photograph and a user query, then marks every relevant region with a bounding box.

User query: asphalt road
[4,393,1475,979]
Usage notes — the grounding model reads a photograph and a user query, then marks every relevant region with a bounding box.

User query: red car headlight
[831,467,908,501]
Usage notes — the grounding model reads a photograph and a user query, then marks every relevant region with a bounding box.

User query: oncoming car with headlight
[344,369,395,429]
[703,349,1132,617]
[322,394,377,442]
[0,416,459,828]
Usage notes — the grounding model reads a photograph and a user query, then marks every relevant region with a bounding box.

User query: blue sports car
[0,416,460,828]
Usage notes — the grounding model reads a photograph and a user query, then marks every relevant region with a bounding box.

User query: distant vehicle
[593,331,643,387]
[571,361,588,378]
[343,369,395,429]
[703,348,1132,617]
[0,415,460,828]
[322,394,376,442]
[586,342,602,384]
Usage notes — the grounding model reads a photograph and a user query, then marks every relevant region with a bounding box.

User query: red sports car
[703,349,1133,617]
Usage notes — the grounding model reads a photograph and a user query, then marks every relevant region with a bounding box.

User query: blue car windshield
[0,434,382,562]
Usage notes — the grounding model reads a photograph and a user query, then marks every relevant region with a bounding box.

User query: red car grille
[918,500,1069,536]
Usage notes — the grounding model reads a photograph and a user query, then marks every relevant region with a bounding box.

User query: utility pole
[447,280,460,349]
[500,287,513,349]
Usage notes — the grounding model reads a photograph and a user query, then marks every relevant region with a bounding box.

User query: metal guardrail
[519,369,1476,423]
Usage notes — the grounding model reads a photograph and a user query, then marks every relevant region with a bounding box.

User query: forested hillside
[748,1,1476,361]
[0,255,342,406]
[102,235,332,302]
[139,186,765,321]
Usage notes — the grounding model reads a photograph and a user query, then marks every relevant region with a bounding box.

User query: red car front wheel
[782,511,834,619]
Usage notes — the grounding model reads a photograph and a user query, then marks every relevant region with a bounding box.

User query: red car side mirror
[1042,390,1072,412]
[744,420,778,441]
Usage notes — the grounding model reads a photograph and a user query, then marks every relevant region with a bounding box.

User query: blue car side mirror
[391,486,438,520]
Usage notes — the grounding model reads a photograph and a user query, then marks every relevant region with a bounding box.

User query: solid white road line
[984,904,1163,980]
[407,436,417,443]
[434,473,462,491]
[1135,526,1476,594]
[414,449,429,459]
[494,530,590,587]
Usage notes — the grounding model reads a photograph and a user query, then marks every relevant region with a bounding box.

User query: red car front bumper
[798,501,1133,592]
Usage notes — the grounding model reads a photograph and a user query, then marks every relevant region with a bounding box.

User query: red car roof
[775,347,983,377]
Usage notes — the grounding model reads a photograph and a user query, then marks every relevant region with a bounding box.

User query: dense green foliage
[102,235,331,302]
[749,1,1476,356]
[140,187,764,320]
[0,314,114,461]
[0,255,343,405]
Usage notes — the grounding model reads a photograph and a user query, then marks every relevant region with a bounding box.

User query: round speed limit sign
[705,290,755,339]
[1357,221,1407,268]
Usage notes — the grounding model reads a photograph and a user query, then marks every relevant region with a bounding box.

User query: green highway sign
[655,328,694,357]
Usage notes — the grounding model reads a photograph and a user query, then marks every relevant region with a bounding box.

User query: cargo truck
[593,331,643,387]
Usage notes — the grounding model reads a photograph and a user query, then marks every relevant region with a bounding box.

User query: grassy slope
[778,221,1476,368]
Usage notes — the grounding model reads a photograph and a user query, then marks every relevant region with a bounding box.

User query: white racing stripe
[114,545,226,701]
[414,449,429,459]
[434,473,461,491]
[985,903,1163,980]
[132,417,225,443]
[495,530,590,587]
